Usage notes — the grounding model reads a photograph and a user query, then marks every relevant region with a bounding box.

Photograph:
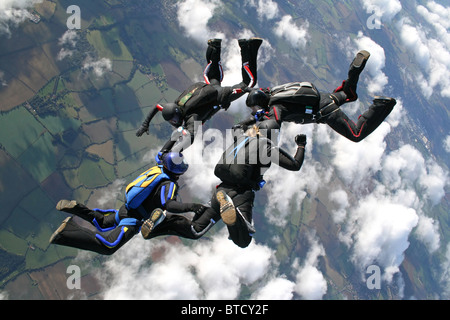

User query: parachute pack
[269,82,320,115]
[175,82,218,115]
[125,166,169,215]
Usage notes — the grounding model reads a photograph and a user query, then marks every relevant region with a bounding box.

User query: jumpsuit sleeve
[141,105,160,127]
[159,181,203,213]
[275,145,305,171]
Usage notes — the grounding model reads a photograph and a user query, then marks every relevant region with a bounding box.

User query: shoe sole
[216,191,236,226]
[141,209,165,239]
[352,50,370,68]
[373,96,396,108]
[56,200,77,211]
[49,217,71,243]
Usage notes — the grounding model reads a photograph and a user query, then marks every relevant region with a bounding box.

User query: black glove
[136,124,149,137]
[295,134,307,147]
[191,204,207,219]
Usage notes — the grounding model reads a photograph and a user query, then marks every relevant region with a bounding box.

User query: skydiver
[142,125,307,248]
[136,37,263,155]
[49,152,207,255]
[240,50,396,142]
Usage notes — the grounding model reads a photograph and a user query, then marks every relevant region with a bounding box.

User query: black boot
[56,199,95,222]
[238,38,263,88]
[334,50,370,102]
[206,38,222,63]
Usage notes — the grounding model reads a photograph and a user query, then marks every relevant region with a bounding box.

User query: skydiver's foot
[373,96,397,109]
[141,209,166,239]
[248,37,263,51]
[340,50,371,102]
[56,200,78,212]
[208,38,222,48]
[216,190,236,226]
[49,217,72,244]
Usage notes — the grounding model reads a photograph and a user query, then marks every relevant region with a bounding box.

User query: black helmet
[161,103,182,127]
[246,89,270,110]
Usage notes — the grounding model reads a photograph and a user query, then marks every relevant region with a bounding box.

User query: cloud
[346,186,419,283]
[95,229,277,300]
[0,71,7,87]
[0,0,43,36]
[244,0,279,21]
[353,32,388,95]
[444,135,450,153]
[251,277,295,300]
[360,0,402,21]
[95,179,126,208]
[82,57,112,77]
[293,233,327,299]
[57,30,79,60]
[397,2,450,98]
[176,0,224,43]
[416,215,440,253]
[274,15,309,48]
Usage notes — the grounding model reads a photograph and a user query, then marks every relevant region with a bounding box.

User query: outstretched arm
[277,134,306,171]
[136,105,161,137]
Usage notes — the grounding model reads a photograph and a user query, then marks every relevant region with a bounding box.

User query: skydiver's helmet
[246,89,270,114]
[257,119,280,143]
[161,152,189,176]
[161,103,183,127]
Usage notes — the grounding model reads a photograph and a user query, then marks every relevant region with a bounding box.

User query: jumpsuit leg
[213,186,255,248]
[324,96,396,142]
[52,203,140,255]
[50,216,139,255]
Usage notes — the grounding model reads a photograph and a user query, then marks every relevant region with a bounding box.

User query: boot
[141,209,166,239]
[334,50,370,102]
[206,38,222,63]
[238,38,263,88]
[49,217,73,244]
[216,190,236,226]
[56,199,95,222]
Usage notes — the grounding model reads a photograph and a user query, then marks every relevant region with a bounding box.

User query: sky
[88,0,449,300]
[0,0,448,300]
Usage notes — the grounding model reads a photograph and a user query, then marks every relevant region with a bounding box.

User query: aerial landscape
[0,0,449,301]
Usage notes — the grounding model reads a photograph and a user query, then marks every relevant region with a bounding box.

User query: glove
[191,204,207,220]
[295,134,307,147]
[136,124,149,137]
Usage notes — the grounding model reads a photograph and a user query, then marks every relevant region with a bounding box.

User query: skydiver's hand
[136,124,149,137]
[191,204,207,220]
[295,134,307,147]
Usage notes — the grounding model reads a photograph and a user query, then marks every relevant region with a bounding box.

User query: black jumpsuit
[137,39,262,153]
[148,130,306,248]
[240,82,396,142]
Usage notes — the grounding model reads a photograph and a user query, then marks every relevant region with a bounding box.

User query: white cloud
[360,0,402,21]
[95,179,126,208]
[0,0,43,36]
[441,244,450,299]
[416,215,440,253]
[176,0,224,43]
[57,30,79,60]
[353,32,388,95]
[251,277,295,300]
[244,0,279,21]
[294,233,327,299]
[346,186,419,283]
[397,2,450,98]
[82,57,112,77]
[274,15,309,48]
[95,229,277,300]
[444,135,450,153]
